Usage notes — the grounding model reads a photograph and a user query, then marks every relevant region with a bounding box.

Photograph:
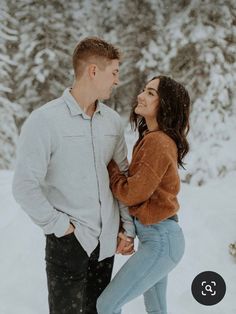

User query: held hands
[116,232,135,255]
[64,223,135,255]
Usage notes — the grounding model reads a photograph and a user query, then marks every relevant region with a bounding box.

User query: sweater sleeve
[107,135,173,206]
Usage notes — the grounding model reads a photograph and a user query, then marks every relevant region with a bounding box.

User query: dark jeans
[45,232,114,314]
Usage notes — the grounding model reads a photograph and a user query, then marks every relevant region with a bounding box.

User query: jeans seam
[112,232,166,311]
[167,231,184,264]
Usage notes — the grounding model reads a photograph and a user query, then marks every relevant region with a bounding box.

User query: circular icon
[191,271,226,306]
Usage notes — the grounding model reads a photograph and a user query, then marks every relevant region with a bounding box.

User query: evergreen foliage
[137,0,236,184]
[0,1,26,169]
[14,0,76,113]
[1,0,235,183]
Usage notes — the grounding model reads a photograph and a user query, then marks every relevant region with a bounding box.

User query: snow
[1,3,236,311]
[1,165,236,313]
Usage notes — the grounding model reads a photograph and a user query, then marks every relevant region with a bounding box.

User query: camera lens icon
[201,281,216,296]
[191,271,226,306]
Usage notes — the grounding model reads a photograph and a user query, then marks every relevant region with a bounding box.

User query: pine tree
[109,0,157,113]
[14,0,77,113]
[172,0,236,185]
[0,1,25,169]
[138,0,236,184]
[70,0,157,114]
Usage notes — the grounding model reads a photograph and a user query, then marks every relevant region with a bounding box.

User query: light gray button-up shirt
[12,88,135,261]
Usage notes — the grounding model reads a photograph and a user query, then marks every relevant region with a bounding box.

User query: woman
[97,75,190,314]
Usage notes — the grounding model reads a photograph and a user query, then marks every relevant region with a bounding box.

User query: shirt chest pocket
[61,134,87,156]
[62,134,85,143]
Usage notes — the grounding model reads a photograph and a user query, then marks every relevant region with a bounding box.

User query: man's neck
[70,81,97,117]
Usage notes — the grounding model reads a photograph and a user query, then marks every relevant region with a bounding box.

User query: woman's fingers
[116,238,127,253]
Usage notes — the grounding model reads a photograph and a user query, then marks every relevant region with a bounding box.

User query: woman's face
[135,79,160,119]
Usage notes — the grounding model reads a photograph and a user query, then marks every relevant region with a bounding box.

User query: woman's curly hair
[130,75,191,168]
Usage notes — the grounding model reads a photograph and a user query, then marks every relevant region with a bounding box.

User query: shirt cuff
[44,212,70,237]
[123,221,136,238]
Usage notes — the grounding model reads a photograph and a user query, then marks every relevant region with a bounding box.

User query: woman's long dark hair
[130,75,190,168]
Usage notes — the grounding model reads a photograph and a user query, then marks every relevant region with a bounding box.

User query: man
[12,37,135,314]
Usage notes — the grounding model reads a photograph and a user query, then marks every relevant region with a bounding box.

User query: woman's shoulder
[144,130,175,147]
[140,131,177,159]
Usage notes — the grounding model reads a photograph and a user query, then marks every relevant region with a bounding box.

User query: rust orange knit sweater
[108,130,180,225]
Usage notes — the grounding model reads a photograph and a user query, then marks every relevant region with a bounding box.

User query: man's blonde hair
[72,37,121,78]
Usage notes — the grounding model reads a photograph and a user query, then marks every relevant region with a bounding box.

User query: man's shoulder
[99,103,123,133]
[29,96,66,123]
[36,96,65,114]
[99,102,121,121]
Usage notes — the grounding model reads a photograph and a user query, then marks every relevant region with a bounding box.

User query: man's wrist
[123,230,135,239]
[64,222,75,235]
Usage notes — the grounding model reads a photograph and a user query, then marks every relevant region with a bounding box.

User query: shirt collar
[62,88,103,118]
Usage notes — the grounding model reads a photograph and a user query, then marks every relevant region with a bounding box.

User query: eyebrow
[113,69,119,73]
[145,87,158,94]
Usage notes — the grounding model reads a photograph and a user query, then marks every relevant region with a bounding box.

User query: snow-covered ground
[1,142,236,313]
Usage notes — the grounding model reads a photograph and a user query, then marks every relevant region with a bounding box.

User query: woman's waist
[133,213,178,223]
[129,196,179,222]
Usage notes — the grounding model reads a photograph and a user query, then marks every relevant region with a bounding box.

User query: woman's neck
[145,118,159,132]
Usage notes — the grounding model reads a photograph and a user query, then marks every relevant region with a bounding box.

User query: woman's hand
[107,159,120,177]
[116,232,135,255]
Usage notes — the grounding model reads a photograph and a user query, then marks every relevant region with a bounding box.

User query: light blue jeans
[97,218,185,314]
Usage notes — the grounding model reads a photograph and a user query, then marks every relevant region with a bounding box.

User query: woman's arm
[108,135,173,206]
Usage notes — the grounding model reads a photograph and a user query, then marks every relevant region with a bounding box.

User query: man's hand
[116,232,135,255]
[64,223,75,236]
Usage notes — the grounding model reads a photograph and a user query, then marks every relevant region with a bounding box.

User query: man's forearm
[12,165,70,237]
[118,201,136,238]
[12,110,70,237]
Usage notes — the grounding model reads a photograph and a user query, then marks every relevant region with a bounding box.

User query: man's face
[95,59,119,100]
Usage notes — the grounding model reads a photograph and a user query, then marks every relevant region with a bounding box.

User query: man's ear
[88,64,97,78]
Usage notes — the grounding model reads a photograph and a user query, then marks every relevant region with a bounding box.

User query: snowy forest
[1,0,236,185]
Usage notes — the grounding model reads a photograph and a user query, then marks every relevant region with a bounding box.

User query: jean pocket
[168,229,185,264]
